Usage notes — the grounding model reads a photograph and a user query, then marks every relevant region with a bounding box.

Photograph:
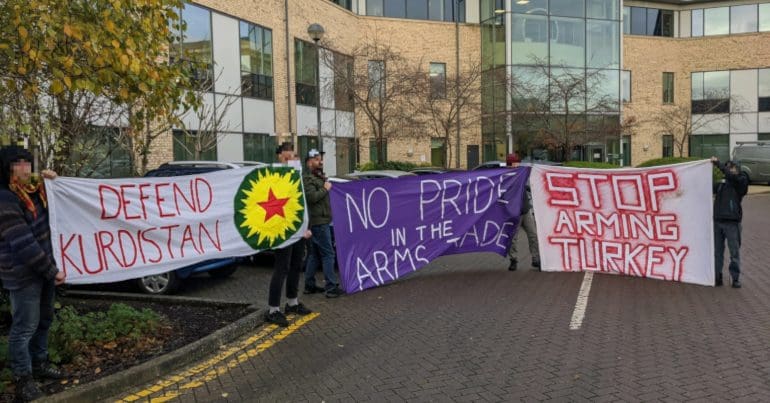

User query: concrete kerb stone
[42,291,265,403]
[748,185,770,195]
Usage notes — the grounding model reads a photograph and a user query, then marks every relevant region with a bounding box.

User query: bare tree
[321,40,426,165]
[497,59,622,162]
[172,71,240,161]
[646,98,733,158]
[418,59,482,168]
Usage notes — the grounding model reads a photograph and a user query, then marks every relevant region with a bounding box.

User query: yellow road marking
[116,313,318,402]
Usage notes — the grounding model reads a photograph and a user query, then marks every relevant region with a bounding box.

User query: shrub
[562,161,619,169]
[48,303,166,364]
[358,160,431,172]
[636,156,723,182]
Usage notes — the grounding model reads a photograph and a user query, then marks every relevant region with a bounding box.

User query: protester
[302,149,344,298]
[711,156,750,288]
[506,153,540,271]
[0,146,66,401]
[265,142,313,326]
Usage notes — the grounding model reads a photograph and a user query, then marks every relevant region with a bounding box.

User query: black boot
[508,259,517,271]
[14,375,44,402]
[33,362,66,380]
[715,274,723,287]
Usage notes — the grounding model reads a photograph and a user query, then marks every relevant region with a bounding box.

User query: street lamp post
[308,23,325,152]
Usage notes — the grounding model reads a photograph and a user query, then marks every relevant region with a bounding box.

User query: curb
[42,292,265,403]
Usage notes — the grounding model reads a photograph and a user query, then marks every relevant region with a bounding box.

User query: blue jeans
[715,220,741,281]
[8,278,56,376]
[305,224,338,291]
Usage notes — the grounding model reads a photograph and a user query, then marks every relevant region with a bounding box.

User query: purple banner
[330,168,530,293]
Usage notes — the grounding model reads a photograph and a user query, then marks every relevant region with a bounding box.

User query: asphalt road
[115,193,770,402]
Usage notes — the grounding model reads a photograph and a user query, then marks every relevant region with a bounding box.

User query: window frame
[662,72,674,104]
[429,62,447,99]
[662,134,674,158]
[239,22,274,101]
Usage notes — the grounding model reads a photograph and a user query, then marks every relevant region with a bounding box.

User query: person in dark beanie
[265,142,313,327]
[711,156,750,288]
[506,153,540,271]
[0,146,65,401]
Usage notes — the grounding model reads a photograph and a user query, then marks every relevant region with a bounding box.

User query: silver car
[733,141,770,184]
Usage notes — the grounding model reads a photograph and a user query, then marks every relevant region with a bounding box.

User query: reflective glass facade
[481,0,622,163]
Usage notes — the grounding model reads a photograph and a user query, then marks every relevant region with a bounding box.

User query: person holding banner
[711,156,750,288]
[0,146,66,402]
[265,142,314,327]
[506,153,540,271]
[302,149,344,298]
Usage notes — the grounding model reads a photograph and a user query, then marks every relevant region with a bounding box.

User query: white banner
[47,166,308,284]
[530,160,714,286]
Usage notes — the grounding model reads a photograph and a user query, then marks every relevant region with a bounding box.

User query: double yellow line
[117,312,319,403]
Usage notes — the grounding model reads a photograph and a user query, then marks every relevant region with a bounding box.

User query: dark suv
[135,162,245,294]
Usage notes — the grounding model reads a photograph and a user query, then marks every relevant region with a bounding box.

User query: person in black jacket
[0,146,65,401]
[711,156,750,288]
[506,153,540,271]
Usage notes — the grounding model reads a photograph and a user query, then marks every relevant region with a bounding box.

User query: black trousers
[714,220,741,281]
[268,239,306,307]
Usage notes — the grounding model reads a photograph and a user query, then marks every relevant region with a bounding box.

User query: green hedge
[636,156,723,182]
[562,161,619,169]
[358,160,432,171]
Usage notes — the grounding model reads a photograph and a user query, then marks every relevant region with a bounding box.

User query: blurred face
[11,160,32,184]
[728,165,738,175]
[278,149,295,163]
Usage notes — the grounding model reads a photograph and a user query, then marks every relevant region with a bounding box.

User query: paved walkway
[114,193,770,402]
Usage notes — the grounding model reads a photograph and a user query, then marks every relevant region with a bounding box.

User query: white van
[733,141,770,184]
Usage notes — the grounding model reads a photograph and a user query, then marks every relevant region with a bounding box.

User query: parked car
[409,167,465,175]
[472,161,506,170]
[733,141,770,184]
[136,161,261,294]
[344,170,417,180]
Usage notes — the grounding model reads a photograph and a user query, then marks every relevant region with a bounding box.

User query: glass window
[660,10,674,37]
[761,4,770,31]
[704,7,729,36]
[512,0,547,15]
[429,0,444,21]
[334,53,354,112]
[384,0,406,18]
[240,22,273,100]
[703,71,729,99]
[759,69,770,112]
[623,7,630,34]
[295,40,318,106]
[550,17,585,67]
[587,0,618,20]
[692,9,704,36]
[646,8,660,35]
[431,138,447,167]
[243,133,276,163]
[731,5,758,34]
[511,66,549,108]
[368,60,385,99]
[443,0,459,22]
[367,0,384,16]
[550,0,584,18]
[178,4,213,88]
[662,135,673,158]
[587,69,619,112]
[631,7,646,35]
[621,70,631,103]
[511,14,548,65]
[407,0,428,19]
[587,20,619,68]
[759,133,770,141]
[663,72,674,104]
[689,134,729,162]
[173,130,217,161]
[691,72,704,101]
[331,0,353,11]
[370,138,388,163]
[429,62,446,99]
[551,68,586,112]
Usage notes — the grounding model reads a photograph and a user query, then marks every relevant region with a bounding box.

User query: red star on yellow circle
[258,188,290,222]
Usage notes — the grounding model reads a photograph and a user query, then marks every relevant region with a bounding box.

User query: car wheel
[208,265,238,278]
[136,271,179,294]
